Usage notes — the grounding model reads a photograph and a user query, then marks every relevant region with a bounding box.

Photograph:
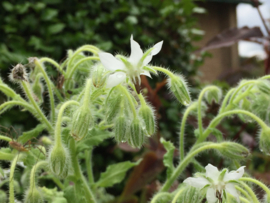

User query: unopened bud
[114,116,129,143]
[48,144,70,178]
[138,105,155,136]
[52,197,68,203]
[71,107,94,140]
[257,79,270,95]
[218,142,250,160]
[239,98,253,123]
[24,187,43,203]
[32,74,44,103]
[167,74,191,106]
[259,128,270,155]
[91,64,107,88]
[204,86,222,104]
[106,92,122,122]
[128,118,145,148]
[9,64,28,82]
[178,186,201,203]
[40,136,53,145]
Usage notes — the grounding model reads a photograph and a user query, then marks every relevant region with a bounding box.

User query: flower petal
[225,183,240,203]
[224,166,245,182]
[99,52,125,71]
[205,164,220,182]
[183,177,209,189]
[143,55,153,66]
[140,70,151,78]
[106,72,126,88]
[206,187,218,203]
[151,41,163,55]
[129,35,143,66]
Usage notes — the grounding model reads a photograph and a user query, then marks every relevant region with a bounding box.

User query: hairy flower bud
[218,142,250,160]
[9,64,28,82]
[204,86,222,104]
[32,74,44,103]
[114,116,129,143]
[167,74,191,106]
[40,136,53,145]
[24,188,43,203]
[138,104,155,136]
[178,186,202,203]
[91,64,107,88]
[106,92,122,122]
[259,128,270,155]
[48,144,70,178]
[71,107,94,140]
[128,118,145,148]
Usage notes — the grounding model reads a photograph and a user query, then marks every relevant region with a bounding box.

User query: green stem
[35,59,56,123]
[0,84,17,98]
[240,177,270,201]
[238,181,260,203]
[179,104,195,160]
[160,143,220,192]
[197,109,268,143]
[9,154,20,203]
[235,185,251,201]
[138,93,147,106]
[219,88,235,113]
[51,177,64,190]
[21,81,53,132]
[228,80,255,104]
[65,57,99,89]
[239,197,250,203]
[85,149,94,184]
[55,100,79,145]
[83,79,92,108]
[118,86,137,118]
[69,139,96,203]
[0,179,9,188]
[39,57,65,77]
[0,101,35,115]
[197,86,215,135]
[171,189,184,203]
[0,151,14,161]
[152,66,174,77]
[261,75,270,80]
[0,135,12,142]
[29,161,47,191]
[150,192,171,203]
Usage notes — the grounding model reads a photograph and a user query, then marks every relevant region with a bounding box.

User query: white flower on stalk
[184,164,245,203]
[98,35,163,88]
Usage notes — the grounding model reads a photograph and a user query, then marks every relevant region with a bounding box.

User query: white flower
[98,35,163,88]
[184,164,245,203]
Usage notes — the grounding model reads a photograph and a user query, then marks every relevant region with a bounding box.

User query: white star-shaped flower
[98,35,163,88]
[184,164,245,203]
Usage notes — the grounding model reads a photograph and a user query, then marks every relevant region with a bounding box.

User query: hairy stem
[238,181,260,203]
[29,161,47,191]
[219,88,235,113]
[85,149,94,184]
[150,192,171,203]
[172,189,184,203]
[9,154,20,203]
[118,85,137,118]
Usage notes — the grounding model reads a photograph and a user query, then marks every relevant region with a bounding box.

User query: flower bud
[138,104,155,136]
[0,190,7,203]
[114,116,129,143]
[167,74,191,106]
[24,188,43,203]
[257,79,270,95]
[52,197,68,203]
[71,107,94,140]
[9,64,28,82]
[128,118,145,148]
[40,136,53,145]
[48,144,70,178]
[32,74,44,103]
[106,92,122,122]
[204,86,222,104]
[238,98,253,123]
[178,186,201,203]
[218,142,250,160]
[91,64,107,88]
[259,128,270,155]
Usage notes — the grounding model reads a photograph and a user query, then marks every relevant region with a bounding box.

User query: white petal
[206,187,218,203]
[99,52,125,71]
[129,35,143,65]
[225,183,240,203]
[140,70,151,78]
[143,55,153,66]
[205,164,220,182]
[151,41,163,55]
[224,166,245,182]
[106,72,126,88]
[183,177,209,189]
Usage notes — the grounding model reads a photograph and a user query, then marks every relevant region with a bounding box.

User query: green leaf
[160,138,175,178]
[2,2,13,11]
[95,159,141,188]
[76,128,113,153]
[48,23,65,34]
[18,124,46,144]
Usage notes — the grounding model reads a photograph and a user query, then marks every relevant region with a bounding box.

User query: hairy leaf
[160,138,175,178]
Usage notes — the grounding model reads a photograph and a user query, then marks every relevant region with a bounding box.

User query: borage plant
[0,35,270,203]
